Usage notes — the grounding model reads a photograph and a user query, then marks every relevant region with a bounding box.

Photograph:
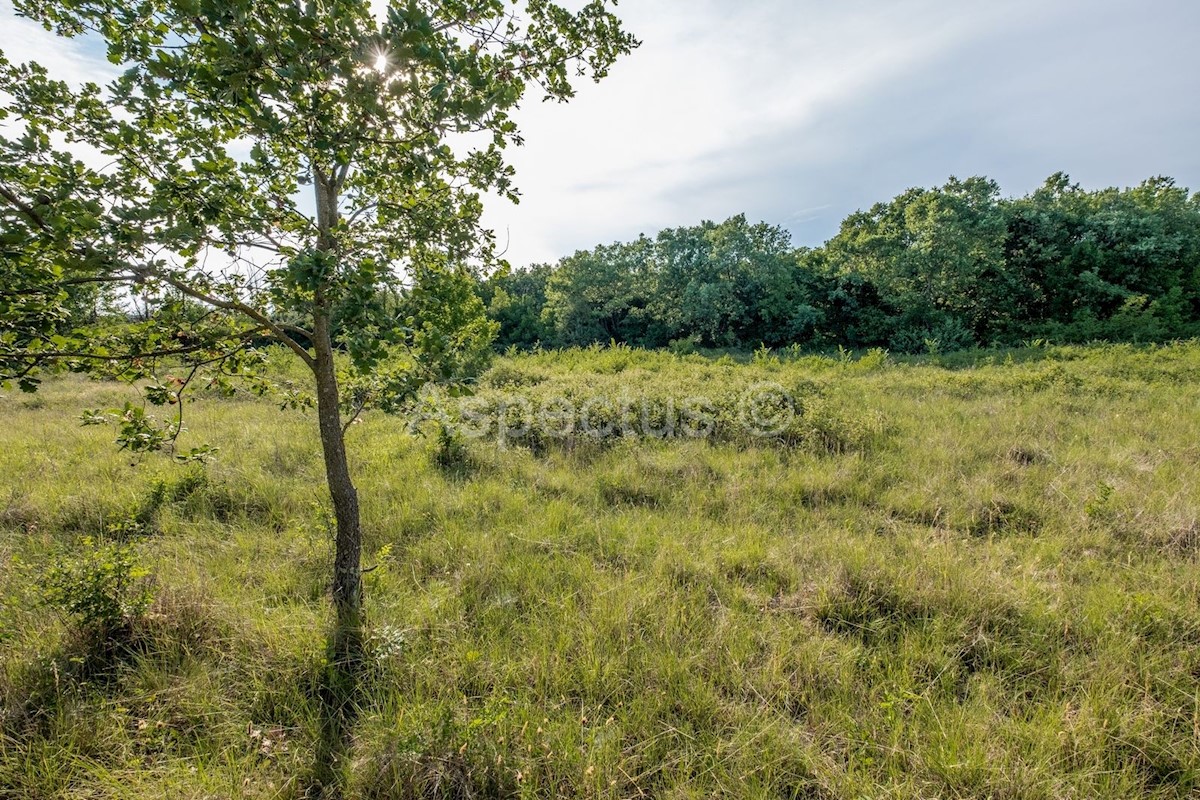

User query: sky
[3,0,1199,267]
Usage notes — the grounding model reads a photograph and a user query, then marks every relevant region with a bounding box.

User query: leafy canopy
[0,0,637,443]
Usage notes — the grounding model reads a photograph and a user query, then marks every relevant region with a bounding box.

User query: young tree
[0,0,636,654]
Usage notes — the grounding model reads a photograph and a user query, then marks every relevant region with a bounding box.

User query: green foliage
[543,237,655,346]
[42,537,155,630]
[0,0,637,441]
[400,259,498,385]
[483,174,1200,355]
[532,215,820,349]
[430,423,472,472]
[339,259,499,418]
[82,402,177,454]
[479,263,554,350]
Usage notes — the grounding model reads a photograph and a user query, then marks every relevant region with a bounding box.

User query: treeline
[479,174,1200,353]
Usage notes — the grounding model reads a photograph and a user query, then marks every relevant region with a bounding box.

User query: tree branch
[4,332,262,363]
[3,178,315,371]
[341,395,367,435]
[151,270,316,370]
[278,322,314,340]
[0,182,51,232]
[1,274,137,296]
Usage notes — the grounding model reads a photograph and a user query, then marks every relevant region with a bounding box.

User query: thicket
[480,174,1200,353]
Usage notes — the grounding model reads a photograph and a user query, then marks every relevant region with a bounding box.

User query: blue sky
[3,0,1199,267]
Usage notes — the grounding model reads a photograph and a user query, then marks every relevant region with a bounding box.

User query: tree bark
[310,313,364,796]
[313,309,362,655]
[312,167,363,663]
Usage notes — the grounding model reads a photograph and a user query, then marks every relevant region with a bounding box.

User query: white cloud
[483,0,1200,265]
[4,0,1198,269]
[0,1,115,87]
[480,0,1051,264]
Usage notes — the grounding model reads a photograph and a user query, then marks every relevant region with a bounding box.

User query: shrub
[42,537,155,631]
[668,335,700,355]
[890,315,977,354]
[431,424,473,472]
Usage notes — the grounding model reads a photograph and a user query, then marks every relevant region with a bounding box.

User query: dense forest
[480,174,1200,353]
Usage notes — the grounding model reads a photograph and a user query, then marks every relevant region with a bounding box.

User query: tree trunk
[313,308,363,661]
[311,169,362,664]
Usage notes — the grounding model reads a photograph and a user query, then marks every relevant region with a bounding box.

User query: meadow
[2,342,1200,798]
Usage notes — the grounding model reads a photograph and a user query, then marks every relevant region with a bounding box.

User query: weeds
[41,537,155,633]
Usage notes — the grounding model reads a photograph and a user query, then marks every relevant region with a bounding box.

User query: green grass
[3,341,1200,798]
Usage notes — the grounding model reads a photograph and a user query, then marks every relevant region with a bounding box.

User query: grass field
[2,342,1200,798]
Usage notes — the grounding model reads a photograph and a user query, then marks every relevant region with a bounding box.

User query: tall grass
[2,342,1199,797]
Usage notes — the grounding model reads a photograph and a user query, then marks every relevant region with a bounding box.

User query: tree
[479,261,553,349]
[683,215,816,347]
[0,0,636,658]
[532,216,822,350]
[822,177,1011,350]
[1002,173,1200,342]
[543,236,654,345]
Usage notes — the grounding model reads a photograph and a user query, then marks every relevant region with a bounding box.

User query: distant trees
[545,237,654,346]
[1004,174,1200,343]
[485,215,822,350]
[822,176,1013,351]
[482,175,1200,353]
[650,215,819,347]
[476,263,553,351]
